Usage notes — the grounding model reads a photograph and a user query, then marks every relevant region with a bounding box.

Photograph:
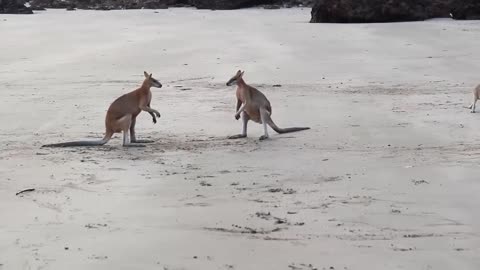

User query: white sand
[1,8,480,270]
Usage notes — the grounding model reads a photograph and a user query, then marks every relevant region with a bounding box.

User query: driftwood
[15,188,35,196]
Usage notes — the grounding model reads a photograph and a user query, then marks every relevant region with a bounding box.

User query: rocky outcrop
[310,0,431,23]
[425,0,452,18]
[193,0,259,10]
[28,0,179,10]
[310,0,480,23]
[451,0,480,20]
[194,0,314,9]
[29,0,70,9]
[25,0,312,10]
[0,0,33,13]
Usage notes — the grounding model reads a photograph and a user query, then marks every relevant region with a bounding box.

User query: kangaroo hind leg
[118,115,145,147]
[228,112,249,139]
[259,108,270,141]
[471,98,478,113]
[130,117,155,143]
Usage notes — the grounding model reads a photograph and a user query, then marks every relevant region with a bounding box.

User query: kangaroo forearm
[140,106,156,113]
[141,106,161,117]
[235,103,246,116]
[235,100,242,112]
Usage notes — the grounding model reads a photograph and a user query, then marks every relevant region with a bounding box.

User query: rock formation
[310,0,480,23]
[0,0,33,13]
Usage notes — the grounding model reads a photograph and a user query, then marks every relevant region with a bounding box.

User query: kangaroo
[468,84,480,113]
[226,70,310,140]
[42,71,162,148]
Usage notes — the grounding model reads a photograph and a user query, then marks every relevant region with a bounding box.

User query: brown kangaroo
[226,70,310,140]
[42,71,162,147]
[468,84,480,113]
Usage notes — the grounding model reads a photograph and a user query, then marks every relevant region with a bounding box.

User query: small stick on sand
[15,188,35,196]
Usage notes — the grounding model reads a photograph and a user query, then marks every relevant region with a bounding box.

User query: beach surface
[0,8,479,270]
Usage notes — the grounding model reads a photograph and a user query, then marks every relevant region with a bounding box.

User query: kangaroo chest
[132,91,152,117]
[236,88,261,122]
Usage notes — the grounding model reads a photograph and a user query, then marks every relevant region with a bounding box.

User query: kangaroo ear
[237,70,242,75]
[240,71,245,77]
[149,73,152,78]
[144,71,149,78]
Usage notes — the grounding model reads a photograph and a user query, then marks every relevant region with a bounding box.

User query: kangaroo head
[143,71,162,88]
[226,70,245,86]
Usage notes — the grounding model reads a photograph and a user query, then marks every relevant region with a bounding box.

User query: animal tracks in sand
[38,133,254,164]
[88,255,108,260]
[16,186,74,213]
[84,223,108,229]
[204,225,283,235]
[254,211,305,227]
[288,263,319,270]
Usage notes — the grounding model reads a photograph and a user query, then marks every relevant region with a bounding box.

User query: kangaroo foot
[259,135,269,141]
[228,134,247,139]
[131,139,155,143]
[123,143,146,148]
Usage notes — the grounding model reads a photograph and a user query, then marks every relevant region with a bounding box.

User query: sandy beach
[0,8,480,270]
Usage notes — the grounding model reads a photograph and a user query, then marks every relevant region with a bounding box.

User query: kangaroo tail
[42,131,113,148]
[266,115,310,134]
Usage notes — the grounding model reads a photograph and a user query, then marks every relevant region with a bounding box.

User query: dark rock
[94,5,111,10]
[140,1,168,9]
[28,0,72,9]
[0,0,33,13]
[451,0,480,20]
[169,0,191,7]
[192,0,313,10]
[284,0,314,7]
[28,0,203,11]
[263,4,281,9]
[23,0,313,10]
[310,0,430,23]
[425,0,452,18]
[193,0,264,10]
[310,0,480,23]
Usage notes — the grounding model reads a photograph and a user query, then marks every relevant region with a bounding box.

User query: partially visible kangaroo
[42,71,162,148]
[468,84,480,113]
[226,70,310,140]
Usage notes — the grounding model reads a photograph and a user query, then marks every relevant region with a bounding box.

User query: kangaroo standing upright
[468,84,480,113]
[226,70,310,140]
[42,71,162,147]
